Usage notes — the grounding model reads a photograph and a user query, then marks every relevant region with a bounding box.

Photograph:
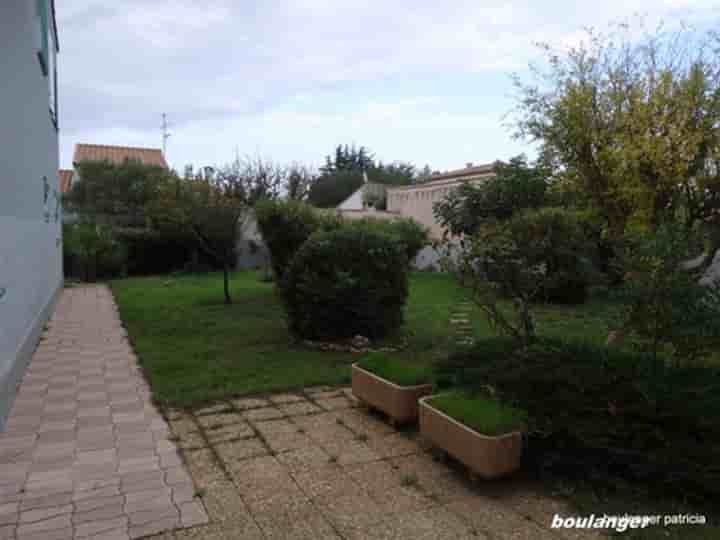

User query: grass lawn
[110,270,619,407]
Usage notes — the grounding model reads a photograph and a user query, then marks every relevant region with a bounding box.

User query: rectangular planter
[351,364,433,425]
[419,395,523,479]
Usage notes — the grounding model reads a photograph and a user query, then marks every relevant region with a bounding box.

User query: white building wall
[337,188,364,211]
[0,0,63,428]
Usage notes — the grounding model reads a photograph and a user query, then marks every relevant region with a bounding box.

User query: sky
[56,0,719,173]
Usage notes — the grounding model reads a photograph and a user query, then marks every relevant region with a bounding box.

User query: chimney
[466,162,473,169]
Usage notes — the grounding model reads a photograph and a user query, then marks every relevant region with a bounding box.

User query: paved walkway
[162,389,604,540]
[0,286,207,540]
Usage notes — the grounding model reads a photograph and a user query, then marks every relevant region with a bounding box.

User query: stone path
[450,300,475,346]
[0,286,207,540]
[160,387,604,540]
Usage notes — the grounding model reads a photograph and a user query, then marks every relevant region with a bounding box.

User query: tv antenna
[161,113,172,156]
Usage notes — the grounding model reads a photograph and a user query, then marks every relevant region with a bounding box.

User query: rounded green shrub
[255,199,342,280]
[282,226,409,340]
[345,217,429,264]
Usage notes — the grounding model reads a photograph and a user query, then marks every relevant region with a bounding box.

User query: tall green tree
[513,22,720,266]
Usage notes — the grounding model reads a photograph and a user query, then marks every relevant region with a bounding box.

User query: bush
[115,228,214,276]
[509,207,595,304]
[281,226,409,340]
[616,223,720,364]
[436,337,720,501]
[255,199,341,280]
[63,222,127,281]
[345,218,429,264]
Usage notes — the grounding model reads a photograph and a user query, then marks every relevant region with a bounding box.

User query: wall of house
[0,0,63,428]
[337,189,364,211]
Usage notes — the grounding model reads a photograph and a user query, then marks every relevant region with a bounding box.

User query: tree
[285,163,316,200]
[433,155,548,237]
[307,170,364,208]
[513,22,720,263]
[66,159,171,225]
[320,144,374,175]
[368,162,416,186]
[149,171,247,304]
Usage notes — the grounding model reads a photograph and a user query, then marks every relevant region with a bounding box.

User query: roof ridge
[75,143,164,152]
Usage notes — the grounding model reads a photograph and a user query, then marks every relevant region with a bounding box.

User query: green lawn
[110,271,618,407]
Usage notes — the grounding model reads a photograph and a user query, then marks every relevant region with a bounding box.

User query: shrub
[345,218,429,264]
[115,228,213,276]
[281,226,409,340]
[509,207,595,304]
[616,223,720,364]
[255,199,341,280]
[436,337,720,501]
[63,222,127,281]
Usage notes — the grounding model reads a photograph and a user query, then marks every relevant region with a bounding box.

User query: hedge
[281,225,409,341]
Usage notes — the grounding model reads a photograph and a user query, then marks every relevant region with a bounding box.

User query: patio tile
[230,397,270,411]
[214,439,268,468]
[242,407,285,422]
[268,393,305,405]
[278,401,322,417]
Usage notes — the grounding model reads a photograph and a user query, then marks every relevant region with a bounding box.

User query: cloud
[56,0,719,169]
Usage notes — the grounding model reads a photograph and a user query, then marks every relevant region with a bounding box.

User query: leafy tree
[149,172,246,304]
[320,144,374,175]
[368,162,416,186]
[307,170,364,208]
[513,22,720,261]
[616,224,720,364]
[285,163,317,200]
[433,155,548,237]
[66,159,171,225]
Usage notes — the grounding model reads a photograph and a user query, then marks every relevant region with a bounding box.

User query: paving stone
[182,450,226,489]
[204,423,254,445]
[268,393,305,405]
[279,401,322,417]
[229,397,270,411]
[195,413,244,430]
[242,407,285,422]
[214,439,268,467]
[194,403,231,417]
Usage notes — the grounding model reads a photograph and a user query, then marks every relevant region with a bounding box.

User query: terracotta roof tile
[73,144,168,169]
[59,169,73,193]
[387,162,496,192]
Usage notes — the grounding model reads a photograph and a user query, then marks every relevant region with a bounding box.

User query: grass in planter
[429,391,526,436]
[357,352,432,386]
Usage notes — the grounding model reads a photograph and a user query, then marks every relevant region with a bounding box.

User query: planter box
[419,395,523,479]
[351,364,433,425]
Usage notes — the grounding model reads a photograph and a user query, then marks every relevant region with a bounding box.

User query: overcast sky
[56,0,719,172]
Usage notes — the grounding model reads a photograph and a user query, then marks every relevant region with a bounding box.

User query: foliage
[433,155,548,237]
[616,224,720,364]
[454,208,593,345]
[513,22,720,248]
[345,217,429,264]
[66,159,172,225]
[63,222,126,281]
[428,391,527,436]
[308,170,365,208]
[356,352,431,386]
[436,337,720,502]
[281,226,409,341]
[148,173,247,304]
[320,144,375,175]
[368,162,416,186]
[255,199,342,280]
[113,228,218,276]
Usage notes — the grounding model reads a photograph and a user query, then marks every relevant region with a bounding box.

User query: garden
[67,21,720,539]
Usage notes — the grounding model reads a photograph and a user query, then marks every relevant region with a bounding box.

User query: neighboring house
[0,0,62,428]
[337,182,387,211]
[59,169,73,194]
[386,162,495,239]
[61,143,169,194]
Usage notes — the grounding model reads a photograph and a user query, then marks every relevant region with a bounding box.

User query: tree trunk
[223,264,232,305]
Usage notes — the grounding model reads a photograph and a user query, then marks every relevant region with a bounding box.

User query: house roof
[59,169,73,194]
[387,162,496,192]
[336,182,386,209]
[73,144,169,169]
